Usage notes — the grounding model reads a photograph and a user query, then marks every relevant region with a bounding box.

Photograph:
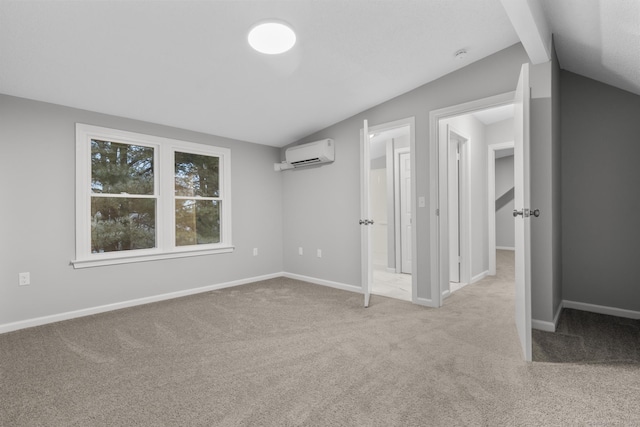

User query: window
[74,124,232,268]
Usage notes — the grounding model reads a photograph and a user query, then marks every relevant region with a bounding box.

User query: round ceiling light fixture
[248,21,296,54]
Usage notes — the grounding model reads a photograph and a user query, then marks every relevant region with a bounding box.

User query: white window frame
[73,124,233,269]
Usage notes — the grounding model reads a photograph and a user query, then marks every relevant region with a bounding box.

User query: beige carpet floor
[1,251,639,426]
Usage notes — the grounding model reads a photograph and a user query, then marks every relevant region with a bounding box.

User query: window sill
[71,246,235,269]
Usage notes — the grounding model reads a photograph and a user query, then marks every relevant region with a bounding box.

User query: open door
[361,119,373,307]
[513,63,532,361]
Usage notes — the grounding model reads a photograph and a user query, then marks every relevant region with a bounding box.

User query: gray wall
[281,43,532,301]
[529,46,562,323]
[0,94,283,326]
[561,71,640,311]
[1,42,568,327]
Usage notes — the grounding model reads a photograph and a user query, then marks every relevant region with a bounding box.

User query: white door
[399,152,412,274]
[448,132,460,283]
[513,63,532,362]
[361,120,373,307]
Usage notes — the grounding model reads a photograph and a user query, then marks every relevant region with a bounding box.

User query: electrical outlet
[19,272,30,286]
[298,247,303,256]
[253,248,258,256]
[317,249,322,258]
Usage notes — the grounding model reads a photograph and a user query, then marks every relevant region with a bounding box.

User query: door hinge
[436,208,440,216]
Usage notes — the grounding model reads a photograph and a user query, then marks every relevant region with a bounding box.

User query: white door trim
[446,126,471,291]
[487,141,514,276]
[429,91,515,307]
[394,147,410,274]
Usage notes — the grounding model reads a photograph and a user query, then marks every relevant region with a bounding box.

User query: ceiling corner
[499,0,551,64]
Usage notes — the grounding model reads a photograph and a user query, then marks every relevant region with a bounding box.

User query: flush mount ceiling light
[248,21,296,54]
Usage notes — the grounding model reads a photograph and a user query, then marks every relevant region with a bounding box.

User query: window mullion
[174,196,221,201]
[158,145,172,252]
[90,193,158,199]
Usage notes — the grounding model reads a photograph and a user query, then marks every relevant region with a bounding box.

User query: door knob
[513,208,540,218]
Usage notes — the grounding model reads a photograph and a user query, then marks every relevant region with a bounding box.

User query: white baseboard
[534,300,640,333]
[282,272,362,294]
[471,270,489,284]
[0,272,283,334]
[532,300,564,332]
[496,246,515,251]
[532,319,555,332]
[563,300,640,319]
[414,296,435,307]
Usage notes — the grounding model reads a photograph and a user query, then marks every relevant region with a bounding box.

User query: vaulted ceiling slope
[541,0,640,97]
[0,1,637,147]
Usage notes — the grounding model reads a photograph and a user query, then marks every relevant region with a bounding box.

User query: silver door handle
[513,208,540,218]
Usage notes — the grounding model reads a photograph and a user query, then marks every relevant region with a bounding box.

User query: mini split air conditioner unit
[274,139,335,171]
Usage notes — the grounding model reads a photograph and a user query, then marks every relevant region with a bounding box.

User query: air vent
[291,158,321,166]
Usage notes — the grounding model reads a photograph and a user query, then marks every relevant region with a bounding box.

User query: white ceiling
[1,1,638,147]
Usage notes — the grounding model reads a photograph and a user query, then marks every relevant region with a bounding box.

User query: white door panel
[361,120,372,308]
[514,63,532,362]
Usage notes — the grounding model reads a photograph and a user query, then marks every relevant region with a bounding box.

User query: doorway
[361,117,416,304]
[488,142,515,276]
[428,63,532,361]
[435,99,517,300]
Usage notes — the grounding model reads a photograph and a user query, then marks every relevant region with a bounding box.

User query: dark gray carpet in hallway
[533,308,640,364]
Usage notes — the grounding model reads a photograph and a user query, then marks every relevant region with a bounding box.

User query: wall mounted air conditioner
[274,139,334,171]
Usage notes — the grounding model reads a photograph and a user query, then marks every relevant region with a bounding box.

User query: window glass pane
[91,139,154,195]
[175,152,219,197]
[91,197,156,252]
[175,200,221,246]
